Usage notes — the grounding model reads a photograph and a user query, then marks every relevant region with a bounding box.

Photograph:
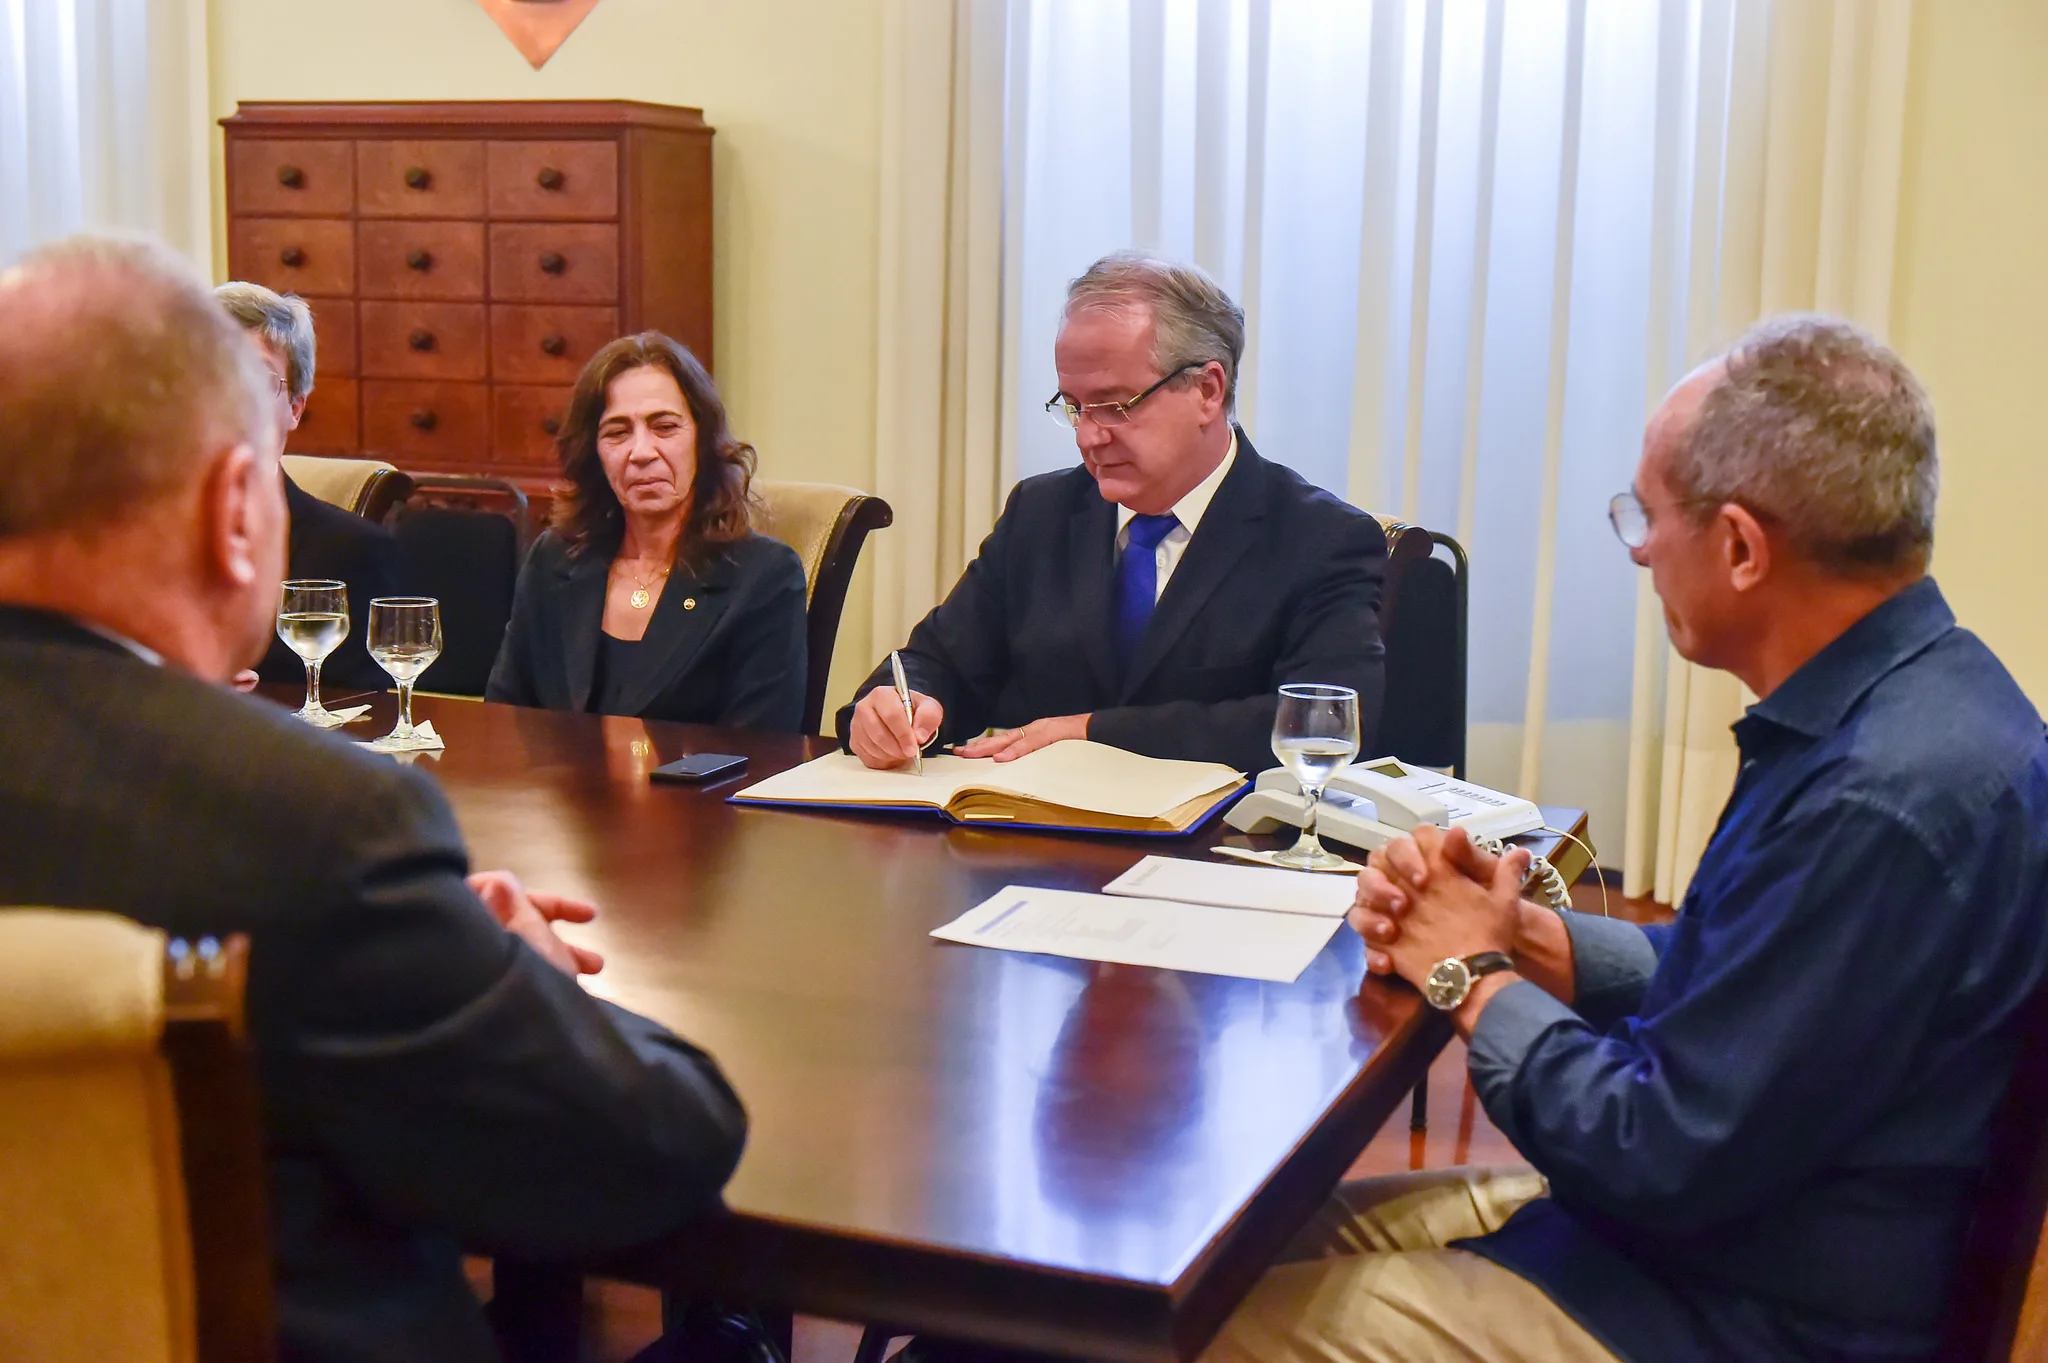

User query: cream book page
[733,740,1241,820]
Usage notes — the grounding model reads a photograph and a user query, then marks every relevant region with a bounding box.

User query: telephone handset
[1225,756,1570,908]
[1226,755,1543,845]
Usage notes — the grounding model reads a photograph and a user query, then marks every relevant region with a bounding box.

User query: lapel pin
[684,597,697,610]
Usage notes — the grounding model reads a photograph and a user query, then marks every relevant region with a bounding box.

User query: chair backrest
[0,911,269,1363]
[281,454,415,524]
[1941,988,2048,1362]
[391,476,533,698]
[1372,517,1469,776]
[753,480,895,734]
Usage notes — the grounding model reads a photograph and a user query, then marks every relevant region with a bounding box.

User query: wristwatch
[1422,951,1516,1011]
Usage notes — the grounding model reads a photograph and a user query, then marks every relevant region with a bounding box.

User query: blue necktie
[1114,512,1180,677]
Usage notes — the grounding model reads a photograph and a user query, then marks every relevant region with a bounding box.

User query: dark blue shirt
[1460,578,2048,1363]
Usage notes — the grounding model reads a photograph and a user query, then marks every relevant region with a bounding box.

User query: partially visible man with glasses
[1194,316,2048,1363]
[840,251,1388,775]
[216,281,400,692]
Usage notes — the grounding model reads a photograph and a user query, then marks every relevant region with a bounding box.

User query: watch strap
[1464,951,1515,978]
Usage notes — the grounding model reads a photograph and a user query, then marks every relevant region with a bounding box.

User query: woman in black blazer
[487,332,807,730]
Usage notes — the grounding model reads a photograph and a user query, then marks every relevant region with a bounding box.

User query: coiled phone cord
[1471,826,1607,916]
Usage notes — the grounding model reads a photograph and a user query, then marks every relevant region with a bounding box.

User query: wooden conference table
[323,690,1589,1362]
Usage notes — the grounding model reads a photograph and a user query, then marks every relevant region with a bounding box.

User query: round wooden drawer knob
[538,251,567,275]
[541,417,562,437]
[410,409,438,432]
[407,249,434,271]
[279,247,306,268]
[405,166,432,190]
[540,334,567,356]
[277,165,304,188]
[408,329,436,352]
[536,167,565,191]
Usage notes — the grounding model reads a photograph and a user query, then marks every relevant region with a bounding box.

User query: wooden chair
[0,911,270,1363]
[1373,517,1470,778]
[1374,519,1471,1133]
[1940,988,2048,1361]
[753,481,895,734]
[281,454,416,525]
[390,475,535,697]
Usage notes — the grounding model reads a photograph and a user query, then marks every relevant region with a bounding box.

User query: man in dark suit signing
[0,236,746,1362]
[841,251,1386,776]
[216,281,401,693]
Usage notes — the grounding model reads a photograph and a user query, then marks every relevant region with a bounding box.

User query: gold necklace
[621,560,671,610]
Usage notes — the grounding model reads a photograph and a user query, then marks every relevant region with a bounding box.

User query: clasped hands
[467,869,604,979]
[848,685,1089,767]
[1351,825,1532,1013]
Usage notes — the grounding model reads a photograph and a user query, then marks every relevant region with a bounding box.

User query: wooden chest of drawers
[221,101,713,490]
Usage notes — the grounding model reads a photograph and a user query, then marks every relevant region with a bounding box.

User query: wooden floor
[506,876,1673,1363]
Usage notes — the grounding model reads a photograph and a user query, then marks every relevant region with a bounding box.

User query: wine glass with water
[278,579,349,727]
[1270,683,1361,870]
[368,597,443,748]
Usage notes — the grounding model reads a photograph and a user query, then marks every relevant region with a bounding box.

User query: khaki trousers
[1199,1167,1619,1363]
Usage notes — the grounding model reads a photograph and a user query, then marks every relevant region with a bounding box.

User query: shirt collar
[1740,576,1954,742]
[81,620,165,667]
[1117,426,1238,536]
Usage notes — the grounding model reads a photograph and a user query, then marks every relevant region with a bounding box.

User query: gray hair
[1063,251,1246,415]
[214,281,317,403]
[1677,315,1938,576]
[0,234,273,536]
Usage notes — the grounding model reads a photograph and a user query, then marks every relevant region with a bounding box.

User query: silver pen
[890,649,922,775]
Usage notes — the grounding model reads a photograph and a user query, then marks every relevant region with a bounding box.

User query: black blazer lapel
[1119,434,1271,701]
[610,554,734,719]
[1068,488,1122,698]
[559,556,608,714]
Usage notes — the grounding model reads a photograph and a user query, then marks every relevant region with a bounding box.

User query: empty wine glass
[1271,683,1361,870]
[277,579,349,727]
[368,597,442,749]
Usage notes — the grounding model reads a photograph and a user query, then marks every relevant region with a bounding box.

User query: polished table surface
[319,690,1588,1362]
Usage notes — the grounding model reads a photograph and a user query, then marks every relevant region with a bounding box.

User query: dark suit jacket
[256,476,404,693]
[486,530,808,732]
[0,607,747,1363]
[837,435,1387,775]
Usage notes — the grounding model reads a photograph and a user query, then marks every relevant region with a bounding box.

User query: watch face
[1424,958,1471,1010]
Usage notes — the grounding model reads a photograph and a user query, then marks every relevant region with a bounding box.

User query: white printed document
[1102,855,1357,918]
[931,885,1344,983]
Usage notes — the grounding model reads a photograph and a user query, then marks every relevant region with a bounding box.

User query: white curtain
[0,0,211,267]
[872,0,1914,895]
[1626,0,1914,902]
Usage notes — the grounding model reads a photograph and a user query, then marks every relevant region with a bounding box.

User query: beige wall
[206,0,2048,717]
[1892,0,2048,705]
[206,0,887,706]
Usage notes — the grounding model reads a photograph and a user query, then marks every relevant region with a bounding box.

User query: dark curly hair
[550,332,756,569]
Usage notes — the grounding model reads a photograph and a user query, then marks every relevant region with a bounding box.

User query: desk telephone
[1226,757,1575,909]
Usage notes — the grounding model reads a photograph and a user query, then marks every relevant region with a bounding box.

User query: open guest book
[729,741,1247,835]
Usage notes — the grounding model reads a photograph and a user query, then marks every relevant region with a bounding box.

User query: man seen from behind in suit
[842,251,1387,775]
[0,234,747,1363]
[215,281,401,693]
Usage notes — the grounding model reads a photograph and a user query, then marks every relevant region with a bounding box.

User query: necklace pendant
[630,587,651,610]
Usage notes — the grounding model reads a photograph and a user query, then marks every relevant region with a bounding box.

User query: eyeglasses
[1045,363,1202,430]
[265,372,290,401]
[1608,488,1726,549]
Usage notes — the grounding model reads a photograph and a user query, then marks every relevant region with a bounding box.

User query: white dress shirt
[1113,428,1238,602]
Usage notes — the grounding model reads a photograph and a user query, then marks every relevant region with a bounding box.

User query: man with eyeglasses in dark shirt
[1201,316,2048,1363]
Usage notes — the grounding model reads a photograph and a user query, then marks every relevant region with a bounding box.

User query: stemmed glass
[277,579,349,727]
[1270,683,1362,870]
[368,597,443,749]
